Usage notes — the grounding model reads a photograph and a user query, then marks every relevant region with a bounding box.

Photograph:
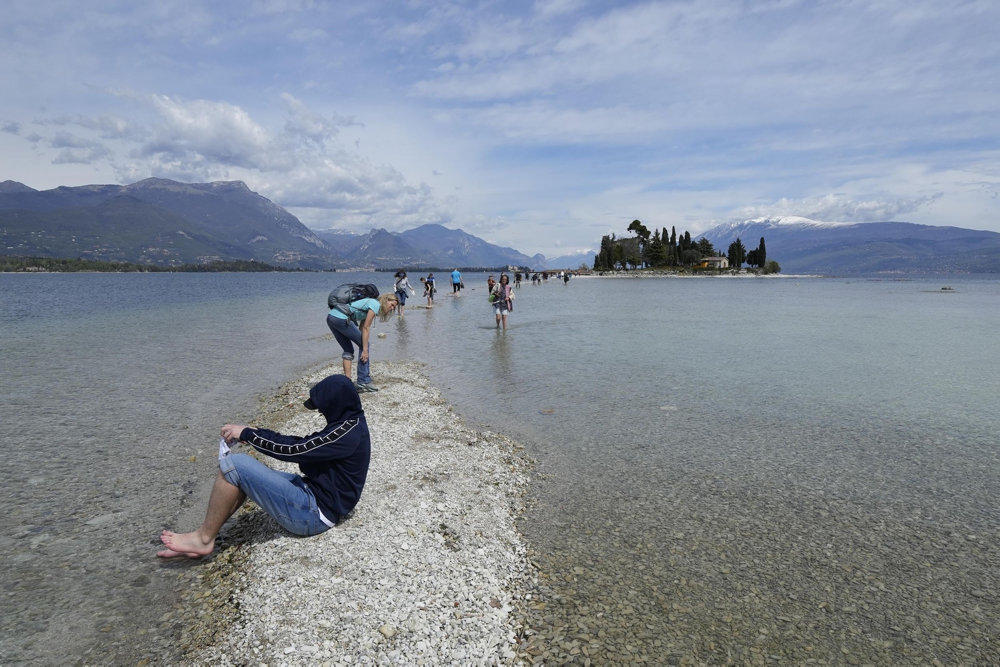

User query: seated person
[157,374,370,558]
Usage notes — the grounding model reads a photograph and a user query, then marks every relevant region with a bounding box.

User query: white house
[699,256,730,269]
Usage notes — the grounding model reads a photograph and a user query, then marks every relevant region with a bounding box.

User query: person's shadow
[155,506,356,568]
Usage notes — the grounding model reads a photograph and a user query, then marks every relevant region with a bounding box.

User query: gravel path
[173,361,534,665]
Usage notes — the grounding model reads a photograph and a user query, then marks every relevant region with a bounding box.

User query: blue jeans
[326,314,372,385]
[220,452,333,536]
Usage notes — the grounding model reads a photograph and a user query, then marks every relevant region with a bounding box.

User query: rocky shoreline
[172,361,534,665]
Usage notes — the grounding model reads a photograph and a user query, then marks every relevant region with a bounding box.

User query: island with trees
[593,220,780,275]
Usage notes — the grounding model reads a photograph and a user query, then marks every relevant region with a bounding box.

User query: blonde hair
[378,292,399,321]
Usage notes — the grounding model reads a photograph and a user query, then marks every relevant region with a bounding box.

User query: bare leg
[501,313,508,330]
[158,470,246,558]
[342,357,352,379]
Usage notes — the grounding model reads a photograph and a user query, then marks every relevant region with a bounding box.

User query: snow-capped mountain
[707,215,851,238]
[702,217,1000,275]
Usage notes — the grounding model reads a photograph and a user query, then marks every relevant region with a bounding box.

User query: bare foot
[156,547,203,559]
[158,529,214,558]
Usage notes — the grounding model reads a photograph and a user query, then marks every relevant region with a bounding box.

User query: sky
[2,0,999,259]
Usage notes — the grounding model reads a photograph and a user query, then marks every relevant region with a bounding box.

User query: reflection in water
[490,330,513,383]
[391,311,410,359]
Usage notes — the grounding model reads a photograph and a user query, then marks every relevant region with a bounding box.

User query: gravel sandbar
[174,361,533,665]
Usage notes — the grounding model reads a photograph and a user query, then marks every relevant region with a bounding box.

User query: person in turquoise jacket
[327,292,398,392]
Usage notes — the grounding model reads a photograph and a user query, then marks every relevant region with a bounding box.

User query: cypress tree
[728,238,747,268]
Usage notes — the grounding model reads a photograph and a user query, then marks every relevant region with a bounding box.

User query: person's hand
[360,349,369,363]
[221,424,248,444]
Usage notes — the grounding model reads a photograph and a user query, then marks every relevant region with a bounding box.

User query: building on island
[699,256,730,269]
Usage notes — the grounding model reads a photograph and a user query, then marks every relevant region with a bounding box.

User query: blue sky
[2,0,999,258]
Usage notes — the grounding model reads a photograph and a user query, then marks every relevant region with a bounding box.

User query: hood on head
[303,375,363,423]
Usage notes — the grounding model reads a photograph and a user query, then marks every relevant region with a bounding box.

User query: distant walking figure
[420,277,434,307]
[451,268,463,294]
[486,274,497,307]
[490,273,514,330]
[393,270,414,316]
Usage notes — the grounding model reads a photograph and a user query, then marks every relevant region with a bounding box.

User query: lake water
[1,271,998,663]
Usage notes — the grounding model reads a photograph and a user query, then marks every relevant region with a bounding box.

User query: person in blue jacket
[451,268,462,294]
[157,374,371,559]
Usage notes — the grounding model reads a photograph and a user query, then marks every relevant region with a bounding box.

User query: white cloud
[2,0,1000,255]
[142,95,271,170]
[135,94,450,229]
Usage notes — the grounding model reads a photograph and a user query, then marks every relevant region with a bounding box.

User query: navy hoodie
[239,375,371,523]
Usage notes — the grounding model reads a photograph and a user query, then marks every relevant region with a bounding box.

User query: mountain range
[0,179,545,270]
[2,178,998,274]
[702,216,1000,275]
[311,224,546,270]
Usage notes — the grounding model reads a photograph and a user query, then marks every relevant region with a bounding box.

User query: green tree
[594,234,616,271]
[745,237,768,268]
[646,228,667,266]
[695,237,716,258]
[619,237,642,269]
[727,238,747,268]
[627,219,650,244]
[627,219,651,267]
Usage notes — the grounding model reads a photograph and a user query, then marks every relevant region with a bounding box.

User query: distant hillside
[0,180,38,194]
[0,178,551,270]
[0,178,337,268]
[702,217,1000,275]
[349,228,428,267]
[398,224,542,268]
[544,250,595,270]
[313,229,366,256]
[313,223,543,269]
